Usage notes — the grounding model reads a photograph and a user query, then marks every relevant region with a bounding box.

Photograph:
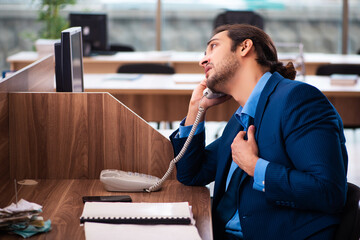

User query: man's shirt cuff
[253,158,269,192]
[177,118,205,138]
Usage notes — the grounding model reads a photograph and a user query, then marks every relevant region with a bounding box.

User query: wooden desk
[6,51,204,74]
[0,56,213,240]
[84,73,237,122]
[8,51,360,75]
[301,53,360,75]
[303,75,360,97]
[84,74,360,127]
[0,180,212,240]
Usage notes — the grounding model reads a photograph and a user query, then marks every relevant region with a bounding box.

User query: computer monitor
[54,27,84,92]
[69,12,108,56]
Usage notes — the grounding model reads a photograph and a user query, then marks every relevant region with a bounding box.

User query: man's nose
[199,55,209,68]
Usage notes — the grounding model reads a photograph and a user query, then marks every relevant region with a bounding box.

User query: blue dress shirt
[224,72,271,238]
[177,72,272,238]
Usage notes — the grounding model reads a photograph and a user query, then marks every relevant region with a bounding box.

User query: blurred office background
[0,0,359,186]
[0,0,359,74]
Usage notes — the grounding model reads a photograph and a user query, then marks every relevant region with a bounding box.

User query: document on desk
[330,74,358,86]
[84,222,201,240]
[80,202,192,224]
[81,202,201,240]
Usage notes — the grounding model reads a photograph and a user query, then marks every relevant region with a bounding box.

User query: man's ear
[238,39,253,57]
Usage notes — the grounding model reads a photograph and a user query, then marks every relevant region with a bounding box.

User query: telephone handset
[100,88,221,192]
[203,88,226,99]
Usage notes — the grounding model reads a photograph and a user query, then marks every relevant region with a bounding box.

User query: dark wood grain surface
[0,180,213,240]
[9,92,175,180]
[0,55,55,184]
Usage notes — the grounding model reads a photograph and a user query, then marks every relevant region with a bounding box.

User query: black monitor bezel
[60,27,84,92]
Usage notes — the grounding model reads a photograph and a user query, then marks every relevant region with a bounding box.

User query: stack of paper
[80,202,201,240]
[84,222,201,240]
[330,74,358,86]
[0,199,51,238]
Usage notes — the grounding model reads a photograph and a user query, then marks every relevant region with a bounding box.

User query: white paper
[84,222,202,240]
[80,202,191,220]
[0,199,42,214]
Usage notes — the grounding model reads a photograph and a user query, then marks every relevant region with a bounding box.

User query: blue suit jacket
[170,72,348,240]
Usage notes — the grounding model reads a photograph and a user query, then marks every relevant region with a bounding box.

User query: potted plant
[34,0,76,57]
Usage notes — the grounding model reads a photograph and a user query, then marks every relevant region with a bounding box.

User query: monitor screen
[69,12,108,56]
[55,27,84,92]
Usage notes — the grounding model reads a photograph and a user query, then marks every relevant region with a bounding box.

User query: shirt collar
[235,72,272,128]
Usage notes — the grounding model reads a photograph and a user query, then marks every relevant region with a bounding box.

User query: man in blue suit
[170,24,348,239]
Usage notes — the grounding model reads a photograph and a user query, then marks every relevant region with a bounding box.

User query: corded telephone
[203,87,226,99]
[100,88,225,192]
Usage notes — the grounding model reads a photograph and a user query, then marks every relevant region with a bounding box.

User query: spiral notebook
[84,222,202,240]
[80,202,192,225]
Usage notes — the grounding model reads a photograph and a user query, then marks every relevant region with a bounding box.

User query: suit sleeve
[265,83,348,214]
[170,129,220,186]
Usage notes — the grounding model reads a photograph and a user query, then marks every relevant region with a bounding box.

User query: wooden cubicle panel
[0,55,55,183]
[0,54,55,92]
[113,93,239,122]
[9,92,175,180]
[327,96,360,128]
[0,93,9,183]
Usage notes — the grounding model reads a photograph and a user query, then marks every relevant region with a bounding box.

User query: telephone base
[100,169,161,192]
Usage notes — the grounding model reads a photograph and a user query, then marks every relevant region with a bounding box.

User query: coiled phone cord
[145,99,206,192]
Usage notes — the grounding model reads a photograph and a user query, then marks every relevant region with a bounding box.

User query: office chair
[88,43,135,56]
[117,63,175,129]
[334,182,360,240]
[109,44,135,52]
[315,64,360,75]
[213,10,264,30]
[117,63,175,74]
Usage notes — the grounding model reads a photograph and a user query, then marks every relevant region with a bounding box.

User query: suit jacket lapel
[214,119,249,204]
[254,72,284,140]
[215,72,284,202]
[213,117,243,200]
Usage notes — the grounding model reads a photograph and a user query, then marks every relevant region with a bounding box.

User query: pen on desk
[14,179,18,208]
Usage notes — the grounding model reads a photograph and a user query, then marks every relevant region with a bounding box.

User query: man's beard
[207,52,240,92]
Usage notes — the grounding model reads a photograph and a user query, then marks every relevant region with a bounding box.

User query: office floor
[156,122,360,187]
